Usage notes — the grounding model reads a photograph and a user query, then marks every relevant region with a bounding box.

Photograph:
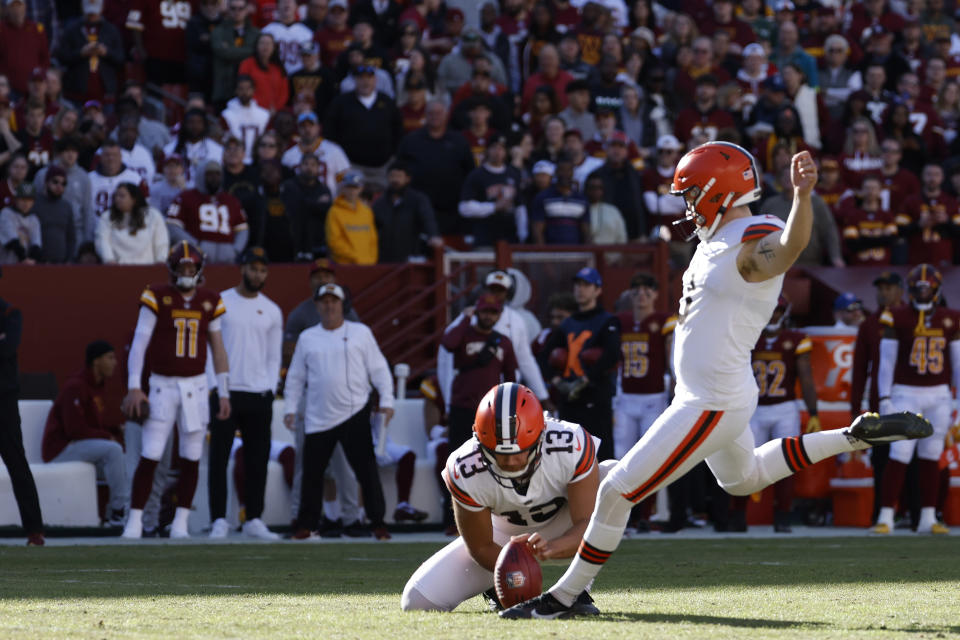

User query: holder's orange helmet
[473,383,545,488]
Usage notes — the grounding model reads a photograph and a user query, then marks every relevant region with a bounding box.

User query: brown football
[494,539,542,608]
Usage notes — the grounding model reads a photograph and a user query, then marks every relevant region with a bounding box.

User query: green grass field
[1,537,958,639]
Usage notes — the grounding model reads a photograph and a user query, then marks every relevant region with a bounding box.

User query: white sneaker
[169,527,191,539]
[209,518,230,539]
[243,518,280,540]
[121,521,142,539]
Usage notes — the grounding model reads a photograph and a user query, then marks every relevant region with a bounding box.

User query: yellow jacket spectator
[325,172,378,264]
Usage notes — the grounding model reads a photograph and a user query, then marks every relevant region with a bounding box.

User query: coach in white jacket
[283,283,395,540]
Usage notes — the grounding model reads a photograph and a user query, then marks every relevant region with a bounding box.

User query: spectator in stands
[33,166,75,264]
[55,0,124,105]
[282,152,333,261]
[316,0,354,68]
[883,102,927,176]
[373,161,441,262]
[326,171,377,264]
[41,340,127,526]
[898,163,959,268]
[335,20,388,79]
[588,132,646,239]
[0,153,28,209]
[208,247,283,540]
[558,79,597,141]
[840,117,883,190]
[162,109,224,189]
[832,293,865,329]
[522,44,573,113]
[839,173,897,263]
[0,95,22,169]
[167,161,248,264]
[437,29,508,95]
[585,174,626,245]
[878,139,920,216]
[523,85,561,141]
[0,183,41,264]
[558,33,592,80]
[33,137,91,243]
[459,134,526,246]
[441,293,518,450]
[672,37,731,106]
[263,0,314,76]
[114,90,171,157]
[116,118,155,185]
[0,285,44,546]
[821,35,862,122]
[397,100,475,235]
[257,158,298,262]
[281,112,350,197]
[531,116,566,165]
[352,0,402,50]
[50,107,78,147]
[641,134,686,254]
[16,102,53,181]
[772,20,818,89]
[530,154,589,244]
[859,25,910,95]
[283,281,395,540]
[302,0,328,32]
[291,42,337,117]
[185,0,224,100]
[324,65,402,191]
[674,74,735,145]
[0,0,49,98]
[762,164,844,268]
[148,155,186,220]
[95,183,168,265]
[211,0,261,108]
[221,75,271,165]
[239,32,290,113]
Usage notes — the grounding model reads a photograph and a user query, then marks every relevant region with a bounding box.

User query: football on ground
[494,538,543,607]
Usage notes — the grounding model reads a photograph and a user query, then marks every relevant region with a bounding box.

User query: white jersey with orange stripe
[443,418,598,534]
[673,214,785,410]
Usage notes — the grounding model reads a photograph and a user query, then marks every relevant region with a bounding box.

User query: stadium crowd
[4,0,960,266]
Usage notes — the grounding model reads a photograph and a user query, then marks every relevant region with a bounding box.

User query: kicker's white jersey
[221,99,271,164]
[262,21,314,75]
[281,139,350,195]
[121,144,157,185]
[443,418,598,532]
[673,214,785,409]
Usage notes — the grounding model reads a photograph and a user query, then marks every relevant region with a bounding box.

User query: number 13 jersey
[443,418,597,530]
[139,284,226,377]
[674,215,785,409]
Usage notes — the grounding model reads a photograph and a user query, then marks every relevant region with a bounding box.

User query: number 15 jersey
[139,284,226,377]
[442,418,597,530]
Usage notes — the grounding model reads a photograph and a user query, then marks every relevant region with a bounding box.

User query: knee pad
[888,439,916,465]
[916,436,945,462]
[594,476,633,528]
[400,584,445,612]
[141,420,173,460]
[178,429,205,462]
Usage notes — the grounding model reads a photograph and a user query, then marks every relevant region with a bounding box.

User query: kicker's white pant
[606,399,788,500]
[141,373,208,461]
[889,384,952,463]
[613,392,668,458]
[401,461,615,611]
[749,402,800,445]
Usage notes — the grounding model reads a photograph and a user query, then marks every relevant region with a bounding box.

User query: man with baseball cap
[284,277,395,540]
[459,133,525,246]
[851,270,905,517]
[0,182,41,263]
[280,109,350,196]
[207,247,284,540]
[832,292,864,329]
[589,130,647,239]
[0,0,50,97]
[32,165,75,263]
[537,266,621,460]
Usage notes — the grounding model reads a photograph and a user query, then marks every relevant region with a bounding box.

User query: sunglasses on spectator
[49,178,66,185]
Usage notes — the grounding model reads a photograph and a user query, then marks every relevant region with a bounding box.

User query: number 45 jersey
[443,418,598,532]
[139,284,226,378]
[881,305,960,386]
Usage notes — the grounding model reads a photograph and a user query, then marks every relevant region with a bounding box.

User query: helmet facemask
[477,420,544,491]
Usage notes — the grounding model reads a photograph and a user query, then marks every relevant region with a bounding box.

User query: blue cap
[297,111,318,124]
[342,171,363,187]
[573,267,602,287]
[355,65,377,75]
[833,292,862,312]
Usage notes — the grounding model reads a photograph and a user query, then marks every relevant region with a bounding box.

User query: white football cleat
[169,527,191,539]
[209,518,230,539]
[243,518,280,540]
[121,521,142,539]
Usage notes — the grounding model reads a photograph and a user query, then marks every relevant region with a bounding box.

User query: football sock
[171,506,190,533]
[396,451,416,503]
[917,506,938,530]
[774,476,793,513]
[323,499,341,522]
[880,459,908,509]
[126,508,143,531]
[176,459,200,508]
[130,457,159,510]
[876,506,895,528]
[551,479,631,608]
[937,466,951,513]
[918,459,940,508]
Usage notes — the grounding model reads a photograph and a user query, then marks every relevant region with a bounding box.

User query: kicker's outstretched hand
[791,151,818,196]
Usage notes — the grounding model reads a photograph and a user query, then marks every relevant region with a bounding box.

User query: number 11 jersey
[442,418,597,531]
[139,284,226,377]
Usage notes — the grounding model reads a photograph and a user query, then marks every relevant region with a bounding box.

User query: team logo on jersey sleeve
[945,318,954,329]
[203,301,213,312]
[162,296,172,305]
[783,340,793,350]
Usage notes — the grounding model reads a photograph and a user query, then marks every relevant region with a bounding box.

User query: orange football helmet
[907,263,942,311]
[670,141,762,241]
[473,383,545,487]
[167,241,205,290]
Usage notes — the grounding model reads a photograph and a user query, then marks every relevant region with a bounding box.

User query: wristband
[217,372,230,398]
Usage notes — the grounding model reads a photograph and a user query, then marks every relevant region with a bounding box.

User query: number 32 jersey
[442,418,597,530]
[139,284,226,377]
[167,189,248,243]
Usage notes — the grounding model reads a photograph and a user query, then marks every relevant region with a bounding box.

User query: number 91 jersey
[140,284,226,377]
[167,189,248,243]
[443,418,598,532]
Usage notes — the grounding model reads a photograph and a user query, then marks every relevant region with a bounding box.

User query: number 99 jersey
[140,284,226,377]
[443,417,598,535]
